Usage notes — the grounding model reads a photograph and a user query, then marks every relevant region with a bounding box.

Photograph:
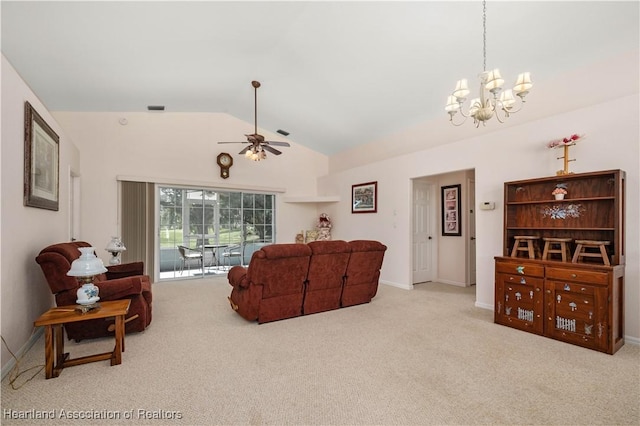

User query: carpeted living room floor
[2,277,639,425]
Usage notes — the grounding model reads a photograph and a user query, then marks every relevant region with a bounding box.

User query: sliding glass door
[158,186,275,280]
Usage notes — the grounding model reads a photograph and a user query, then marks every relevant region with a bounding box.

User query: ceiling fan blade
[264,141,290,147]
[218,141,248,144]
[239,146,251,155]
[261,144,282,155]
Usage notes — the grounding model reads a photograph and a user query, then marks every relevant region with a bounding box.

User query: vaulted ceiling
[2,1,638,156]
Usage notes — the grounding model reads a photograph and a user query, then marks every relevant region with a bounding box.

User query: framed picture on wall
[352,181,377,213]
[441,184,461,236]
[24,101,60,211]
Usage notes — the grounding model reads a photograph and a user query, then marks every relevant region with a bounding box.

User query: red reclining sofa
[227,240,386,323]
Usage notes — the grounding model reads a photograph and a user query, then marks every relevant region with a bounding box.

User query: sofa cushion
[304,240,351,315]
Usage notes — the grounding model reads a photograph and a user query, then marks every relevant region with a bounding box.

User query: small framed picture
[352,181,377,213]
[441,184,461,236]
[24,102,60,211]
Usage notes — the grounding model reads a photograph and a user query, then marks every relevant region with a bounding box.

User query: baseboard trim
[475,301,493,311]
[436,279,467,287]
[380,280,413,290]
[1,328,43,381]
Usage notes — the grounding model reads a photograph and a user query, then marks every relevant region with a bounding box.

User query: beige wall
[1,55,81,371]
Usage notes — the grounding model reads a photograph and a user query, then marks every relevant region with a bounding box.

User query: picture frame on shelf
[352,181,377,213]
[24,101,60,211]
[305,230,318,243]
[441,184,461,236]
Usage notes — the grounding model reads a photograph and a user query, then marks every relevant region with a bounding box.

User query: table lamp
[105,236,127,265]
[67,247,107,306]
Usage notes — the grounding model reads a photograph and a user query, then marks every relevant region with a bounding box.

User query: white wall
[318,94,640,341]
[1,55,81,371]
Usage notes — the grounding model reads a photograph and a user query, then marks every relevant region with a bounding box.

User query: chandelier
[445,0,532,127]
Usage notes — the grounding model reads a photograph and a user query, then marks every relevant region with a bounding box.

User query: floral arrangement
[547,133,585,149]
[317,213,332,229]
[552,183,567,195]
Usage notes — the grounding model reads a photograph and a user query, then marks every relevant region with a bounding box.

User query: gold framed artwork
[441,184,461,236]
[24,102,60,211]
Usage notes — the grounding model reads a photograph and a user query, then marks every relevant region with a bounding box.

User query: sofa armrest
[228,266,249,288]
[95,276,143,300]
[106,262,144,280]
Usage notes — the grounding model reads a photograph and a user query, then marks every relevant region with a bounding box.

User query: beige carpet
[2,278,639,425]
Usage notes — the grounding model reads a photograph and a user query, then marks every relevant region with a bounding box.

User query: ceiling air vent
[277,129,290,136]
[147,105,165,111]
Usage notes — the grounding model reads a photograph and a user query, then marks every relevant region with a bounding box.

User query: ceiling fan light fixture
[245,146,266,161]
[217,80,291,161]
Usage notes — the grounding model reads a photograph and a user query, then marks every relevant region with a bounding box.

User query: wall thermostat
[480,202,496,210]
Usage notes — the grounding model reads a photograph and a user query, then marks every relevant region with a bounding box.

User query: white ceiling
[2,1,638,156]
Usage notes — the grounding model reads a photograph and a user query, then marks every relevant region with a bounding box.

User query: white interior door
[412,180,435,284]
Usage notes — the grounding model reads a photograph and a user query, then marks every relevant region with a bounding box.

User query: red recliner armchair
[35,241,152,341]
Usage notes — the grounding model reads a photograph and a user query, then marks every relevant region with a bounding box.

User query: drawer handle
[571,274,577,278]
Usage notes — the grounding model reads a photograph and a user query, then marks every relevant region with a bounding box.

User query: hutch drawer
[546,267,609,285]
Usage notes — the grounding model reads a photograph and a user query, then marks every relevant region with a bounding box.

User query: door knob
[470,237,476,240]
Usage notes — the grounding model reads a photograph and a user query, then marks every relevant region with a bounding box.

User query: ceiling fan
[218,81,290,161]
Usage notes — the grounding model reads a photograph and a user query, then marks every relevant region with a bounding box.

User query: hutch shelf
[494,170,625,354]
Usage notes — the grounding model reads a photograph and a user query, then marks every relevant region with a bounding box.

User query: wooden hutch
[494,170,625,354]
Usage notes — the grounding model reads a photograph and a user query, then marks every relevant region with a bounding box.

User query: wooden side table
[34,299,130,379]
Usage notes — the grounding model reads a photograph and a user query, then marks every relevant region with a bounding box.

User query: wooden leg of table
[43,326,53,379]
[54,324,64,362]
[53,324,68,378]
[112,314,124,366]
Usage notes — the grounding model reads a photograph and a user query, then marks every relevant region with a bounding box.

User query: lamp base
[75,303,100,313]
[108,252,122,265]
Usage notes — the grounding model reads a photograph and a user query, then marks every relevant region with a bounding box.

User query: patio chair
[177,245,203,274]
[221,243,244,269]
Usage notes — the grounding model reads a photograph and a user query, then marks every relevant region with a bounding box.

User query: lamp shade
[67,247,107,277]
[468,98,481,116]
[105,236,126,253]
[484,68,504,91]
[445,96,460,112]
[499,89,516,109]
[452,79,470,100]
[513,72,533,95]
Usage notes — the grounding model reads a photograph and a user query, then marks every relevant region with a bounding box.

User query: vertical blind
[120,181,155,275]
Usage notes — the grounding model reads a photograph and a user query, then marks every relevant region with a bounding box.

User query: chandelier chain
[482,0,487,72]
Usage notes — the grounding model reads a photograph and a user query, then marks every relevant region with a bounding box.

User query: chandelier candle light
[445,0,533,127]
